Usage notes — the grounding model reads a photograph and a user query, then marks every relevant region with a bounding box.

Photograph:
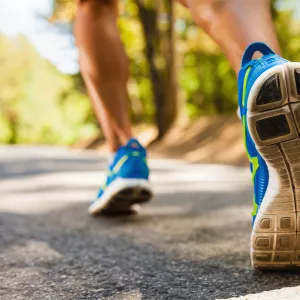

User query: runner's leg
[181,0,281,74]
[75,0,132,151]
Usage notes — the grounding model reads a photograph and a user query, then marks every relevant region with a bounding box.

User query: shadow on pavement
[1,188,300,300]
[1,148,300,299]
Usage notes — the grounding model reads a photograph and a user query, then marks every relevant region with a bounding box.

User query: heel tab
[241,42,275,67]
[125,138,145,151]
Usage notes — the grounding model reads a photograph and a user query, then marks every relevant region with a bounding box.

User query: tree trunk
[163,0,179,132]
[135,0,178,139]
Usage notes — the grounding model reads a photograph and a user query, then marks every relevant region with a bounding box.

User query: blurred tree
[52,0,180,138]
[135,0,179,138]
[0,34,97,144]
[51,0,76,22]
[2,0,300,145]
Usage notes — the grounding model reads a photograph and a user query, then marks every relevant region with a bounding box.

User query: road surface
[1,146,300,300]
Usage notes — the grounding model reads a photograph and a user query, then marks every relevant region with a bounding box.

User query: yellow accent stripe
[250,156,259,184]
[251,196,259,217]
[241,66,260,217]
[112,155,129,173]
[102,183,107,191]
[242,116,249,158]
[242,67,252,107]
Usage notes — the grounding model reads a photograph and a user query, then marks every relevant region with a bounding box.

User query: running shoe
[89,138,153,215]
[239,42,300,269]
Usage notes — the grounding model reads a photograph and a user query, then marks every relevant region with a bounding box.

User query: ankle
[117,131,133,147]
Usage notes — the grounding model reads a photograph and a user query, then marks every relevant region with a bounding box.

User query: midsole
[88,178,153,214]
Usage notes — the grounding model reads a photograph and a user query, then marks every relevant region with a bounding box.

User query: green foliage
[119,2,155,122]
[275,10,300,62]
[0,35,97,144]
[2,0,300,144]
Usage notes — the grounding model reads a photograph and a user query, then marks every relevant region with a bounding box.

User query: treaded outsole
[101,187,152,214]
[248,62,300,270]
[89,178,153,216]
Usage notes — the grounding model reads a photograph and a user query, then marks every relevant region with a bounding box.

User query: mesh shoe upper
[96,138,150,199]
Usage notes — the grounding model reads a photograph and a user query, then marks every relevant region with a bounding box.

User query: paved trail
[1,147,300,300]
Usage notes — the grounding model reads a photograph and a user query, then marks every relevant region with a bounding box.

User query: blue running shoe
[89,138,153,215]
[239,42,300,269]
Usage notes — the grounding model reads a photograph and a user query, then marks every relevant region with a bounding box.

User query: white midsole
[246,64,291,228]
[88,178,153,215]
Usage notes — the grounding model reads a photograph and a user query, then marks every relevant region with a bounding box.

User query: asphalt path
[1,146,300,300]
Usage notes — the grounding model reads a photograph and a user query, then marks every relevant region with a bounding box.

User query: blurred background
[0,0,300,163]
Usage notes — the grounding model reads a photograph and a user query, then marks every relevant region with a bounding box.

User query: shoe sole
[248,62,300,270]
[88,178,153,216]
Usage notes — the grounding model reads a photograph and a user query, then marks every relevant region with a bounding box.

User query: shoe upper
[96,138,150,199]
[238,42,288,225]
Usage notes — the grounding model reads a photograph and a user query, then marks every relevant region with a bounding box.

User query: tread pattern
[101,187,152,214]
[247,63,300,269]
[256,114,290,141]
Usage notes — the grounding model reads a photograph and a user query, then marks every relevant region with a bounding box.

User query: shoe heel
[248,62,300,269]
